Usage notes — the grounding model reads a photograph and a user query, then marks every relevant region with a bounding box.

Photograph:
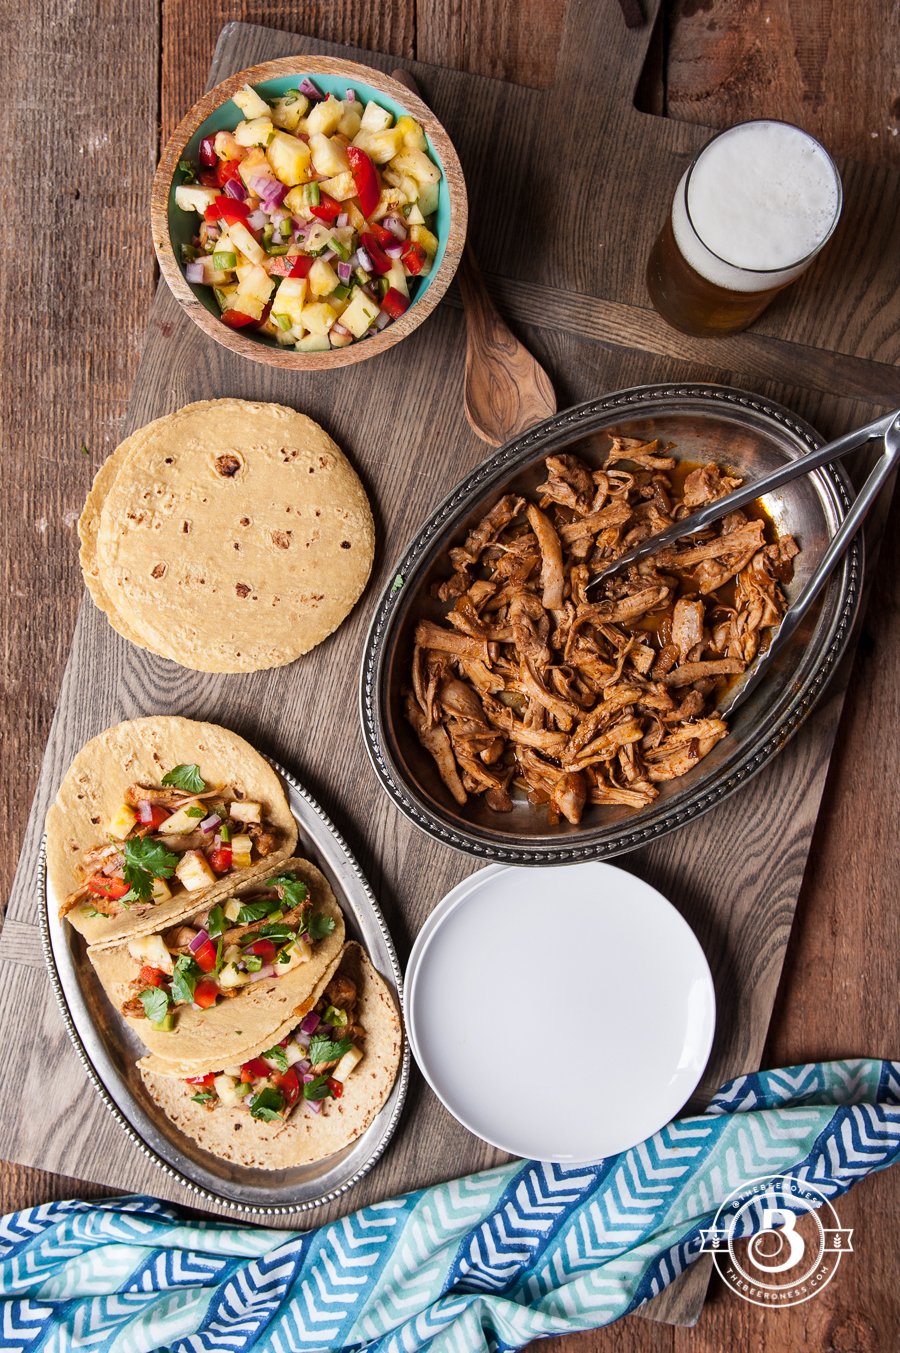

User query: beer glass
[646,120,842,337]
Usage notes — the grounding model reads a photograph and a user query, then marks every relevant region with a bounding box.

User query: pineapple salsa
[174,79,443,350]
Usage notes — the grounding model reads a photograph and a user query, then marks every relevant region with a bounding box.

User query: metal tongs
[585,409,900,717]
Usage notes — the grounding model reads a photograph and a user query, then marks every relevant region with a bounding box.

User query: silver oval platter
[360,383,862,864]
[41,757,409,1216]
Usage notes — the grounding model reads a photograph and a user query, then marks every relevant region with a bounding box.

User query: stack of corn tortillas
[80,399,374,672]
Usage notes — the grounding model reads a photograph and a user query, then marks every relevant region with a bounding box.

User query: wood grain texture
[3,2,900,1348]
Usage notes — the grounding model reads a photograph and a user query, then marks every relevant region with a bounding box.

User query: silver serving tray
[360,384,862,864]
[41,758,409,1215]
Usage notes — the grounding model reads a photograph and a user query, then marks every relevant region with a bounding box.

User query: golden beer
[646,121,842,337]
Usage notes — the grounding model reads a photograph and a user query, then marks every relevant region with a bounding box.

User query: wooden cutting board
[1,3,897,1329]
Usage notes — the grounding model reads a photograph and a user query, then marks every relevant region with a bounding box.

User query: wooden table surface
[2,1,898,1349]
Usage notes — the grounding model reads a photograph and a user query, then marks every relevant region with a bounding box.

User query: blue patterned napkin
[1,1059,897,1352]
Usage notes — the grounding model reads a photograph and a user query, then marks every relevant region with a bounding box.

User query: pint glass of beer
[646,120,842,337]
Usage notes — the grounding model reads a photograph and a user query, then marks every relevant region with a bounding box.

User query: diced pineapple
[174,185,218,213]
[269,92,310,132]
[229,221,267,265]
[232,851,253,870]
[309,133,349,177]
[370,187,407,222]
[150,877,173,904]
[304,222,335,253]
[383,166,420,202]
[278,934,314,972]
[308,258,340,297]
[337,103,362,139]
[391,147,440,185]
[157,798,207,834]
[193,256,232,287]
[283,185,312,218]
[285,1041,306,1067]
[223,898,242,922]
[232,264,276,318]
[405,202,425,226]
[304,94,343,136]
[213,1073,241,1106]
[233,116,274,148]
[230,833,253,864]
[237,146,268,189]
[365,128,405,164]
[318,170,356,201]
[385,259,409,297]
[410,223,439,256]
[300,300,338,335]
[127,933,175,975]
[273,275,308,326]
[417,180,440,217]
[266,130,312,187]
[360,100,392,132]
[232,83,270,120]
[332,1046,364,1082]
[229,800,261,824]
[339,288,380,338]
[297,333,331,352]
[213,130,243,160]
[175,850,217,892]
[218,956,250,990]
[107,802,137,840]
[395,115,427,151]
[344,200,367,232]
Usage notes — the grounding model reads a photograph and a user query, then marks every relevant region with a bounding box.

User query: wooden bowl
[152,56,468,370]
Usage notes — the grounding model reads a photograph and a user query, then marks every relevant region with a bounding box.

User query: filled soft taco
[138,943,402,1169]
[45,716,297,946]
[88,858,345,1069]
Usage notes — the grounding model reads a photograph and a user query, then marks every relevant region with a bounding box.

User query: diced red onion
[305,1098,322,1115]
[374,310,391,330]
[353,246,373,272]
[321,248,337,262]
[300,1011,320,1034]
[382,216,407,240]
[337,261,352,283]
[330,322,350,339]
[206,225,220,241]
[297,1058,311,1074]
[185,261,205,284]
[200,813,220,833]
[295,1030,311,1048]
[137,799,153,824]
[262,181,288,209]
[188,929,210,953]
[248,209,268,231]
[271,207,287,225]
[317,1023,333,1039]
[299,77,323,101]
[247,964,275,982]
[384,242,404,258]
[363,327,377,337]
[223,177,246,201]
[345,88,356,102]
[336,212,349,228]
[248,173,274,196]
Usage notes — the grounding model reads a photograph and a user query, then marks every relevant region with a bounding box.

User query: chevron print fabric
[0,1060,897,1352]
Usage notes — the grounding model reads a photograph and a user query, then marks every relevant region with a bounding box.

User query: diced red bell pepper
[193,939,218,973]
[199,136,217,167]
[193,978,219,1009]
[220,309,256,329]
[240,1057,272,1083]
[380,286,410,320]
[138,965,166,988]
[326,1077,343,1099]
[215,157,244,190]
[247,938,277,966]
[142,804,170,831]
[87,874,130,901]
[360,232,392,276]
[309,191,342,224]
[185,1072,216,1087]
[365,222,395,249]
[401,241,427,275]
[275,1066,300,1107]
[346,146,380,217]
[208,845,233,873]
[204,196,251,225]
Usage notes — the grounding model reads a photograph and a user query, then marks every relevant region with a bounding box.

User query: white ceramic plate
[405,862,715,1162]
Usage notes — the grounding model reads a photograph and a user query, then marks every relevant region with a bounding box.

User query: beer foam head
[673,121,841,292]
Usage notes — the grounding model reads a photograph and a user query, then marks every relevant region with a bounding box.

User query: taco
[138,943,402,1169]
[88,859,345,1069]
[45,716,297,946]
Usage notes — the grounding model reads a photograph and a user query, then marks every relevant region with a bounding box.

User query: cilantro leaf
[306,911,336,941]
[178,159,198,183]
[138,987,171,1025]
[191,1090,214,1104]
[256,923,296,943]
[263,1046,289,1073]
[161,763,206,793]
[250,1086,285,1121]
[206,904,227,938]
[308,1036,352,1067]
[236,898,281,924]
[170,954,201,1005]
[121,836,178,903]
[267,875,308,910]
[302,1074,333,1102]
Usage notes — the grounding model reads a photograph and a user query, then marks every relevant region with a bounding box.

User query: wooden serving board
[1,3,898,1330]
